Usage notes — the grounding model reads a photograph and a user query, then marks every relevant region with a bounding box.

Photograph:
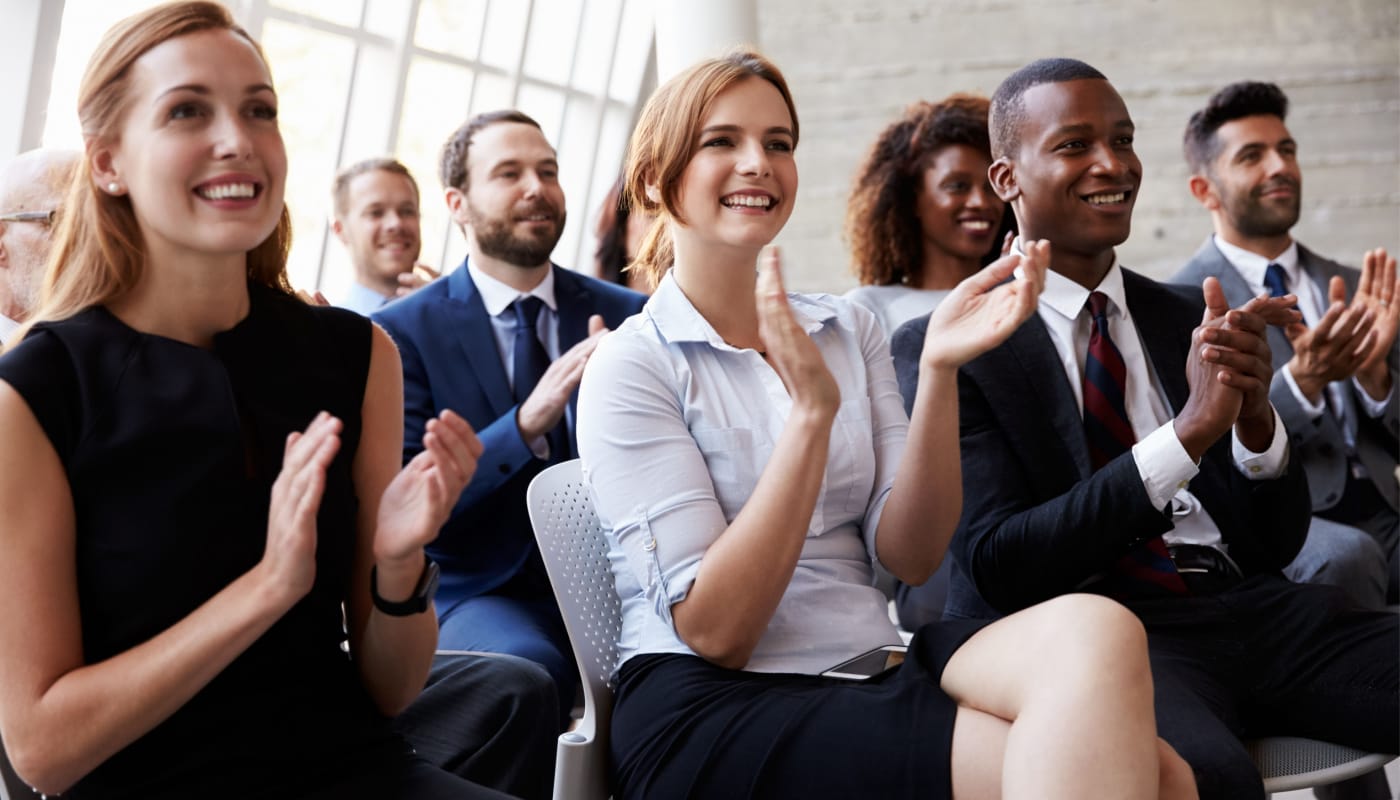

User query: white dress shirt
[577,272,905,675]
[466,260,560,459]
[1032,252,1288,556]
[0,314,18,341]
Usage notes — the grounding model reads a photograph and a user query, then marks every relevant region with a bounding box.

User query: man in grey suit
[1174,81,1399,609]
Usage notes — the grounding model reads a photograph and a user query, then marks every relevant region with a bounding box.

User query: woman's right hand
[921,239,1049,371]
[261,411,342,606]
[756,247,840,418]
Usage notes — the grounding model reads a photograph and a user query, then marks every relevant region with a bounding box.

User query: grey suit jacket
[1173,238,1399,514]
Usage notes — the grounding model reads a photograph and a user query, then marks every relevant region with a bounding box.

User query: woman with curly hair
[844,95,1011,337]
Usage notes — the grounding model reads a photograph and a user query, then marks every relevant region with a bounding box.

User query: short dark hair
[1183,81,1289,174]
[438,109,544,192]
[331,158,418,218]
[990,58,1107,159]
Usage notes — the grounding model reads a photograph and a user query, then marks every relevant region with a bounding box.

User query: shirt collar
[647,271,836,349]
[1014,236,1128,323]
[1212,235,1299,292]
[467,258,557,317]
[342,281,391,315]
[0,313,18,340]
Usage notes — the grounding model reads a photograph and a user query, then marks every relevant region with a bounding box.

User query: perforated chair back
[527,459,621,800]
[1248,736,1395,796]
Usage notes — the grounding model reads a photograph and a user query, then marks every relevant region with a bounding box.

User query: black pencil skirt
[610,618,990,800]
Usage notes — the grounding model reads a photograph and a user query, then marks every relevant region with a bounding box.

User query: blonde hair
[20,1,291,342]
[623,49,798,290]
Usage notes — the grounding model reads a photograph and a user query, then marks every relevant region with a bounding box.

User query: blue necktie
[1263,263,1289,299]
[511,296,567,461]
[512,297,549,404]
[1082,292,1187,597]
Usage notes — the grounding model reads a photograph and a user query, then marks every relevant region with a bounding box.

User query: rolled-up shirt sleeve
[577,329,727,630]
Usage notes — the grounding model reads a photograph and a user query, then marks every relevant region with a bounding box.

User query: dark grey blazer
[1173,238,1399,515]
[891,269,1311,619]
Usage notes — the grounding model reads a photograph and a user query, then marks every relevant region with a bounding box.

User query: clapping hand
[756,247,839,416]
[374,410,483,567]
[1178,278,1296,457]
[920,239,1049,370]
[1354,247,1398,398]
[262,412,342,606]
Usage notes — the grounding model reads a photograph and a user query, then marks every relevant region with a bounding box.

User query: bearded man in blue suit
[375,110,645,723]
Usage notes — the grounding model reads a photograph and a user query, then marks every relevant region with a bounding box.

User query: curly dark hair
[845,94,998,287]
[1183,81,1289,175]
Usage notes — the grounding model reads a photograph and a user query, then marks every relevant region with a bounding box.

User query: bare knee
[1034,594,1148,678]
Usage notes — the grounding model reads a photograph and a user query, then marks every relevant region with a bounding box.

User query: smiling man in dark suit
[374,110,645,724]
[890,59,1398,800]
[1173,81,1398,610]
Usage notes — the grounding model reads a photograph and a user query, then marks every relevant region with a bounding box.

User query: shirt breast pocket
[691,426,759,519]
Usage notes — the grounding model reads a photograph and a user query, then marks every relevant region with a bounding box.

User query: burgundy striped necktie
[1083,291,1188,596]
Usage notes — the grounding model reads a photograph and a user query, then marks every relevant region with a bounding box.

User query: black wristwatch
[371,555,440,616]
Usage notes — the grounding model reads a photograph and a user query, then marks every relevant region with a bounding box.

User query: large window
[38,0,655,298]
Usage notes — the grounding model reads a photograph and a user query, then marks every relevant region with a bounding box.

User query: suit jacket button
[498,463,511,474]
[1325,492,1338,503]
[1319,444,1335,457]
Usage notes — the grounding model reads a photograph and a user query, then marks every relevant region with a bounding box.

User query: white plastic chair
[1248,736,1395,797]
[527,459,619,800]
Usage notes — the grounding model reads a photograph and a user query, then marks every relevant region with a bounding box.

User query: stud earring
[107,182,120,194]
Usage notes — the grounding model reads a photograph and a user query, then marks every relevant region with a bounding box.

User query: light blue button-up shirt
[577,272,906,675]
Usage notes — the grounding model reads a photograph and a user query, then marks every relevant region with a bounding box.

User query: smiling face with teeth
[669,76,797,261]
[915,143,1004,283]
[334,168,422,294]
[92,28,286,270]
[991,78,1141,286]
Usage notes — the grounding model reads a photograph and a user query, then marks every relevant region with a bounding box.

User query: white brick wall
[756,0,1399,292]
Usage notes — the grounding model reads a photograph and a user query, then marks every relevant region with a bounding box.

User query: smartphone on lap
[819,644,907,681]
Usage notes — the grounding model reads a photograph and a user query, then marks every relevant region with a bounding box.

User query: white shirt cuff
[1132,421,1201,511]
[1281,363,1326,420]
[1231,406,1288,480]
[1352,375,1392,418]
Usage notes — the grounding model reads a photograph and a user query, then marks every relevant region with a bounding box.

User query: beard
[471,199,567,268]
[1225,178,1301,240]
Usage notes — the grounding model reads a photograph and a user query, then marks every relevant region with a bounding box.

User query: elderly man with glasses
[0,149,78,339]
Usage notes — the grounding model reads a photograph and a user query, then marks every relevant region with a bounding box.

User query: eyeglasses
[0,210,58,226]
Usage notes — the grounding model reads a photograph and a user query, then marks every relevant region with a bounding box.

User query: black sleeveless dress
[0,284,411,798]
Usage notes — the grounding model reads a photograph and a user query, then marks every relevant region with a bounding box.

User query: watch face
[421,559,440,606]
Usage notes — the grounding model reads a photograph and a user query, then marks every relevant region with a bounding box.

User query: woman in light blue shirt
[576,50,1194,800]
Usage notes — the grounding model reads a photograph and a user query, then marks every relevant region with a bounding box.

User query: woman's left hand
[921,239,1050,370]
[373,409,483,564]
